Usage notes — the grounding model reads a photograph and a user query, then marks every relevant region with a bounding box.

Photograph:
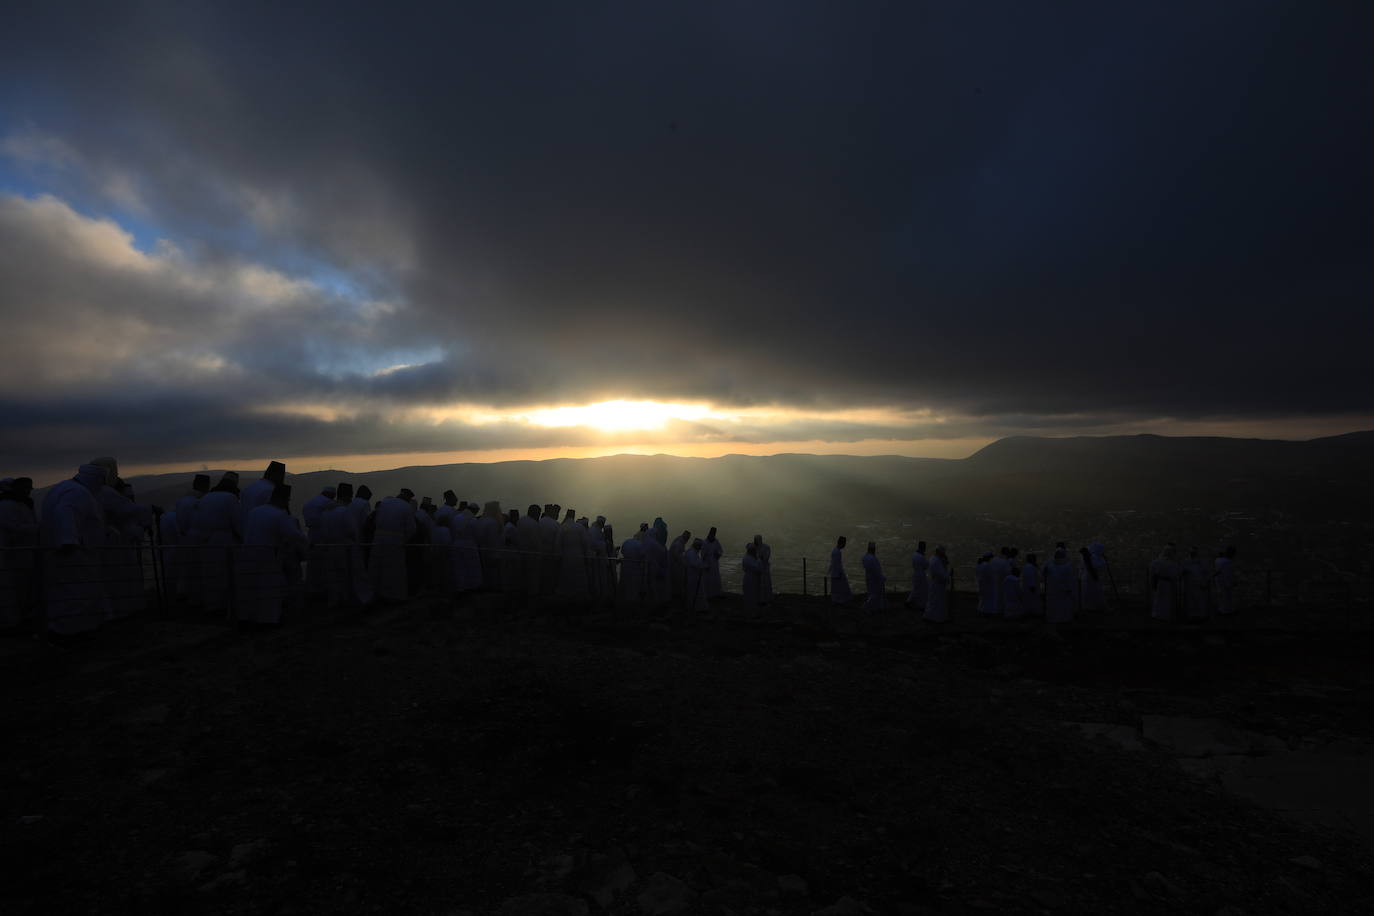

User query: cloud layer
[1,1,1371,477]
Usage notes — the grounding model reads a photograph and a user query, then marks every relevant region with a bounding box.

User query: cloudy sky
[3,1,1371,483]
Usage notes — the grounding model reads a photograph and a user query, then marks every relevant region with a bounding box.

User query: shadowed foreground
[2,593,1373,914]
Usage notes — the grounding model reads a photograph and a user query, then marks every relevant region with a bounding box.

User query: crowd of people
[1,459,1240,639]
[827,538,1239,624]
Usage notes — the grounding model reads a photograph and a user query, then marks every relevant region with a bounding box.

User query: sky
[2,1,1372,483]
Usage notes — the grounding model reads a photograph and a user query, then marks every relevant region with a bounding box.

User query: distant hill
[108,430,1374,527]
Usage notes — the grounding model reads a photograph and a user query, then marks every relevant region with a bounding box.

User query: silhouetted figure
[452,500,482,592]
[645,525,669,605]
[322,482,372,608]
[302,485,336,596]
[371,489,416,602]
[753,534,773,604]
[558,508,589,598]
[620,526,646,604]
[906,541,929,611]
[237,483,306,625]
[39,464,110,635]
[684,537,707,612]
[702,527,723,599]
[924,546,950,623]
[742,542,763,606]
[539,504,561,595]
[1046,548,1076,624]
[1002,563,1024,618]
[1150,545,1182,620]
[476,500,504,591]
[1021,553,1041,617]
[976,553,997,615]
[669,530,690,601]
[862,541,885,610]
[829,536,852,604]
[242,460,286,515]
[1183,547,1209,618]
[990,548,1011,613]
[517,505,541,599]
[1081,543,1107,611]
[652,516,668,546]
[191,472,243,612]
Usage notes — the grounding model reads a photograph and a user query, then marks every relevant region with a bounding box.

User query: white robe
[976,560,998,615]
[588,525,608,599]
[907,551,929,609]
[451,509,483,591]
[475,514,503,590]
[742,553,762,606]
[1182,559,1209,618]
[1045,559,1077,623]
[172,492,202,599]
[98,485,152,619]
[620,536,646,603]
[683,548,708,611]
[645,535,669,605]
[702,538,723,598]
[516,515,541,596]
[538,515,561,595]
[188,490,242,612]
[829,546,851,604]
[923,555,949,622]
[39,473,110,634]
[862,552,885,610]
[557,519,589,597]
[668,535,687,601]
[989,556,1011,613]
[370,497,416,601]
[240,478,276,517]
[1150,557,1181,620]
[1081,546,1108,610]
[321,501,373,608]
[757,541,774,603]
[236,504,306,623]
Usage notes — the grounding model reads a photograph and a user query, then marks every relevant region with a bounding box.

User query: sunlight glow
[518,400,713,432]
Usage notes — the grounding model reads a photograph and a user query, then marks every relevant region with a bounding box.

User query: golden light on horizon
[518,399,713,432]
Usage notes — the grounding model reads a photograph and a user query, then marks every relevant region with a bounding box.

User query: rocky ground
[2,590,1372,915]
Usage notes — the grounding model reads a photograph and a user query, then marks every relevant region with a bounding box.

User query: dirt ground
[2,589,1372,915]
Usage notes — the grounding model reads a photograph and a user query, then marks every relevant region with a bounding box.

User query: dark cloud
[1,0,1372,467]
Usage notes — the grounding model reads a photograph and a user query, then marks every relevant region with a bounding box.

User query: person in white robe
[371,489,417,602]
[301,485,336,596]
[923,546,950,623]
[753,535,774,604]
[668,531,690,602]
[430,498,456,592]
[701,527,723,599]
[0,478,39,630]
[1182,547,1210,618]
[587,516,608,601]
[39,464,111,635]
[683,538,708,612]
[602,524,619,599]
[829,536,852,605]
[515,505,541,600]
[989,549,1011,614]
[89,458,154,619]
[906,541,929,611]
[538,505,561,595]
[1020,555,1041,617]
[1080,543,1108,611]
[645,527,669,606]
[1045,549,1077,623]
[557,508,589,598]
[240,461,286,517]
[500,510,522,597]
[475,500,504,591]
[1002,566,1025,618]
[350,485,373,531]
[236,484,307,624]
[188,472,243,613]
[321,483,373,608]
[1214,546,1237,615]
[862,541,885,610]
[1150,545,1182,620]
[619,529,647,605]
[446,501,480,592]
[742,543,763,607]
[172,474,210,603]
[976,554,998,616]
[652,517,668,547]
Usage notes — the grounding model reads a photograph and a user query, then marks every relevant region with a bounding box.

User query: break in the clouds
[1,0,1372,475]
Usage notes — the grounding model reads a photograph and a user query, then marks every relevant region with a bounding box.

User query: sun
[521,399,711,433]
